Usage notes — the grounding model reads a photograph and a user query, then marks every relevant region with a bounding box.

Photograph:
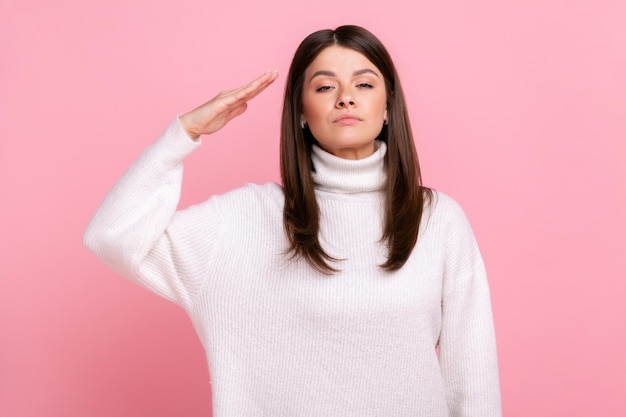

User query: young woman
[84,25,501,417]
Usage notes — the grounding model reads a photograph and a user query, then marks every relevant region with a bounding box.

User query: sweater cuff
[148,116,203,165]
[175,115,203,144]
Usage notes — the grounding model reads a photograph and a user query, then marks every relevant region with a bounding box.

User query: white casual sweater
[84,118,502,417]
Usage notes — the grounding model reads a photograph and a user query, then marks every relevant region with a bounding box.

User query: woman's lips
[333,114,361,125]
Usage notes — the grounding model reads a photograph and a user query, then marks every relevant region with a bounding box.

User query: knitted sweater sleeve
[83,118,220,310]
[437,195,502,417]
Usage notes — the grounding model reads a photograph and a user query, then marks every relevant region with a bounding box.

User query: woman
[84,25,501,417]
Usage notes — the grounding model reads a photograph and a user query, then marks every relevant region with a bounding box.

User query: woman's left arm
[437,196,502,417]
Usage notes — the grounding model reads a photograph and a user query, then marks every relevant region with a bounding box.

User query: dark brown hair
[280,25,432,274]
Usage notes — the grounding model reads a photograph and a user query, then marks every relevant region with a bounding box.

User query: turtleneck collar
[310,141,387,194]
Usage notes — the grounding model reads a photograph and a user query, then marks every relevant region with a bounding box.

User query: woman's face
[301,45,388,160]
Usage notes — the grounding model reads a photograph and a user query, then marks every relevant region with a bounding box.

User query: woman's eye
[357,83,373,88]
[315,85,332,92]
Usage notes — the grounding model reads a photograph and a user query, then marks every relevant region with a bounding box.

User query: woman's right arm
[83,70,279,308]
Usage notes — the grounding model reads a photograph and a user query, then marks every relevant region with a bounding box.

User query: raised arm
[83,70,279,309]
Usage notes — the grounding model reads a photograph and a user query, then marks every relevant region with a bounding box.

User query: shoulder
[425,190,471,226]
[210,182,284,214]
[222,182,284,200]
[419,190,480,251]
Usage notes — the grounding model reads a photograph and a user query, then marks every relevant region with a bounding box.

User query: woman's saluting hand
[180,70,279,140]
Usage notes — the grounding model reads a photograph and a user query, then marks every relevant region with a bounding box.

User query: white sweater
[84,118,502,417]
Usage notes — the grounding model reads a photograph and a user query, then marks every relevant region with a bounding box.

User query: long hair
[280,25,432,274]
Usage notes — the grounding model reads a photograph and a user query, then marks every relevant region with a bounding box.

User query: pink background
[2,0,625,416]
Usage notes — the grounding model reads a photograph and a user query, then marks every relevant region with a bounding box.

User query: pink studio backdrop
[1,1,625,416]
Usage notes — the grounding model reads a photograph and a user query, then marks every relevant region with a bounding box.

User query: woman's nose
[337,99,355,107]
[336,89,355,108]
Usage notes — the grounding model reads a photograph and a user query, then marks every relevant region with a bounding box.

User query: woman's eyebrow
[309,68,379,82]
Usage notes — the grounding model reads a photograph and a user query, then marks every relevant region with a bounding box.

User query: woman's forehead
[304,45,381,78]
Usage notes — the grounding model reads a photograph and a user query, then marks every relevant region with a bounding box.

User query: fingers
[231,70,279,104]
[250,69,280,91]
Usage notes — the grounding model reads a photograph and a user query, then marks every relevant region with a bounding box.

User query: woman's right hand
[179,70,279,140]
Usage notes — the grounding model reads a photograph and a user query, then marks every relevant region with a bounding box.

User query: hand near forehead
[180,70,279,140]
